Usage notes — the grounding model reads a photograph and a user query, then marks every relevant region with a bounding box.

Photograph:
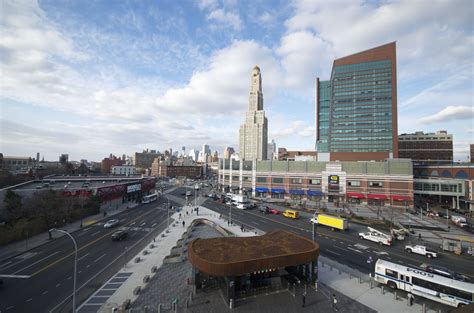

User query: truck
[359,227,392,246]
[232,194,249,209]
[310,214,349,231]
[405,244,437,258]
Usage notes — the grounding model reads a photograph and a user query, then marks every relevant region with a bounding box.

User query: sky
[0,0,473,162]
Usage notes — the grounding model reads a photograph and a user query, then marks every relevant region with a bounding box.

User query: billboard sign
[328,175,340,191]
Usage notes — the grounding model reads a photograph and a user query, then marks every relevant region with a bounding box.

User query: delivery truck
[310,214,349,231]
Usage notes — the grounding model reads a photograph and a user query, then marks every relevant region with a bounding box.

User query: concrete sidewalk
[80,205,448,313]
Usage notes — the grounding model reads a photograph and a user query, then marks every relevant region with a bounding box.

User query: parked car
[104,219,120,228]
[283,210,300,219]
[111,230,128,241]
[259,206,270,214]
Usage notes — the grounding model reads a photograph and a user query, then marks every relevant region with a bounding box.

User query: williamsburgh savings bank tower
[239,66,268,161]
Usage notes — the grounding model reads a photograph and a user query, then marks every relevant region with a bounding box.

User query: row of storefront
[218,159,414,207]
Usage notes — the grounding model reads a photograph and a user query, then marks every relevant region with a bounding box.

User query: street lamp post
[50,228,77,313]
[167,198,170,233]
[446,200,449,230]
[367,256,373,278]
[312,211,318,241]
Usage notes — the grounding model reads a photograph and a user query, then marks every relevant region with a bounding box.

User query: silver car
[104,219,120,228]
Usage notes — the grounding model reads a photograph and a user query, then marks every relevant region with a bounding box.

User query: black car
[111,230,128,241]
[259,206,270,214]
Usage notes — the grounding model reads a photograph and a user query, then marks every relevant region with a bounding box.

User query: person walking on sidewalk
[418,233,422,241]
[182,220,185,228]
[302,291,306,307]
[408,292,414,306]
[332,294,338,311]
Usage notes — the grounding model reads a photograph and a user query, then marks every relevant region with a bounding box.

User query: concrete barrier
[151,266,157,273]
[134,257,141,263]
[143,275,150,283]
[133,286,141,295]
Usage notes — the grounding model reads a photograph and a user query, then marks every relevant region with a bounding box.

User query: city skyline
[1,0,473,161]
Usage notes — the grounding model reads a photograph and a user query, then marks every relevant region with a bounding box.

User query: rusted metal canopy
[188,230,320,277]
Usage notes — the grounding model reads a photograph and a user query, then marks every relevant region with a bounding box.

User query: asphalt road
[199,193,474,280]
[0,196,179,313]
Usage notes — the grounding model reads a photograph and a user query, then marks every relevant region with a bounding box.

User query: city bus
[374,259,473,308]
[142,192,158,204]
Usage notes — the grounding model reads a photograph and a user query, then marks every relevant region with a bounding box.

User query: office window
[256,177,267,183]
[309,179,321,185]
[272,177,283,184]
[290,178,302,184]
[369,181,383,188]
[347,180,360,187]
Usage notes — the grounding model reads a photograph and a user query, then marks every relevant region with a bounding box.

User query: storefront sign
[127,184,141,193]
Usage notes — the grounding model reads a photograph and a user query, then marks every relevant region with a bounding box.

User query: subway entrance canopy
[188,230,320,307]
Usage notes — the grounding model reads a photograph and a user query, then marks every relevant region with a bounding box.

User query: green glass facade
[316,45,396,156]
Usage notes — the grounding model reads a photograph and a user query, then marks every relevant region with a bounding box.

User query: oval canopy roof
[188,230,320,277]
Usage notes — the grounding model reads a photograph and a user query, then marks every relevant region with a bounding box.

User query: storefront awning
[255,187,269,193]
[307,190,323,196]
[368,194,388,200]
[271,188,285,194]
[289,189,305,195]
[346,192,365,199]
[391,195,411,201]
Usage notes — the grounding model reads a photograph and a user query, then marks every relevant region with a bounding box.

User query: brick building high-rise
[398,130,453,164]
[316,42,398,161]
[101,155,124,174]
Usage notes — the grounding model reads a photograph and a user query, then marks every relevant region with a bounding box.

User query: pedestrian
[182,220,185,228]
[302,291,306,307]
[153,238,155,242]
[418,233,422,241]
[179,213,182,220]
[332,294,338,311]
[408,292,414,306]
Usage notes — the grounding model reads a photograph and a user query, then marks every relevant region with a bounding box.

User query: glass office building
[316,42,398,161]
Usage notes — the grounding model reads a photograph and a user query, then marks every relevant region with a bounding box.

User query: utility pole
[167,198,170,233]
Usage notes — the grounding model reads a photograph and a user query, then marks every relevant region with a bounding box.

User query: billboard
[328,175,340,191]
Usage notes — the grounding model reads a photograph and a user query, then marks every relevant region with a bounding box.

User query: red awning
[368,194,388,200]
[346,192,365,199]
[391,195,412,201]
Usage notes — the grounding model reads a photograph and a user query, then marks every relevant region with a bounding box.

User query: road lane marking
[78,270,82,274]
[32,207,160,277]
[6,306,15,310]
[56,283,61,287]
[26,298,32,302]
[94,254,107,263]
[67,276,72,280]
[0,261,12,269]
[259,220,268,224]
[90,231,101,236]
[42,291,48,295]
[86,264,91,268]
[354,244,370,250]
[78,253,90,262]
[12,251,60,275]
[326,249,341,256]
[152,223,157,227]
[140,222,146,226]
[347,247,363,253]
[130,222,136,226]
[251,221,260,225]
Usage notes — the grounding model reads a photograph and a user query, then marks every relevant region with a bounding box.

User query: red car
[268,208,280,215]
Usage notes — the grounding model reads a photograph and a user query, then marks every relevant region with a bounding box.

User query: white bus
[374,259,473,308]
[142,193,158,204]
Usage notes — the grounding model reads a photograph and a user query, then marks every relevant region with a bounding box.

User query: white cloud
[206,9,242,31]
[418,106,474,124]
[155,40,282,116]
[196,0,218,10]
